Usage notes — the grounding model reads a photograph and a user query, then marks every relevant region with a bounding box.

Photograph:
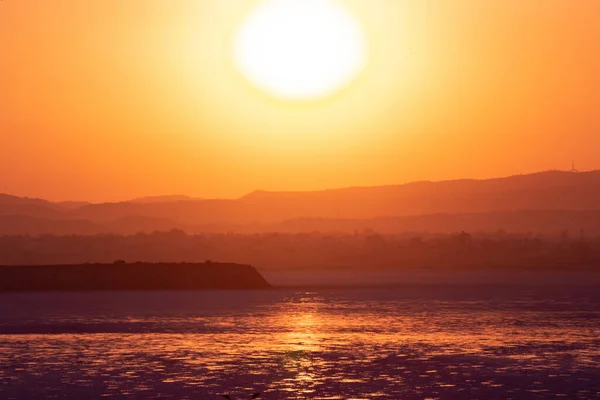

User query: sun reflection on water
[275,293,325,396]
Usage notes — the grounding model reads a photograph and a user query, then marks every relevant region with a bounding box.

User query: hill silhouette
[0,215,101,236]
[0,262,271,292]
[0,194,57,207]
[128,195,202,204]
[2,170,600,235]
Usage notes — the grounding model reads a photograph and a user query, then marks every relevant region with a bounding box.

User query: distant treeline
[6,210,600,236]
[0,230,597,270]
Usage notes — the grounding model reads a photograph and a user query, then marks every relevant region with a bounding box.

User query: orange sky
[1,0,599,202]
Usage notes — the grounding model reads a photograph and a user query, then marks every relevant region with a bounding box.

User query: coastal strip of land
[0,262,272,292]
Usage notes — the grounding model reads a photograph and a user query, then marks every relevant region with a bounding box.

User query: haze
[3,3,600,398]
[1,0,600,202]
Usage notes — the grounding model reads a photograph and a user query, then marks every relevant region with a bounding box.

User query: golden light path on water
[0,288,599,399]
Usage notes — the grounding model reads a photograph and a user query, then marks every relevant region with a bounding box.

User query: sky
[1,0,600,202]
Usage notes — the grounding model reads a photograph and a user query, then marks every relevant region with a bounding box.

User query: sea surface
[0,285,599,399]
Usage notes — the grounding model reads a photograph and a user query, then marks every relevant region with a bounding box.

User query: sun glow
[234,0,367,100]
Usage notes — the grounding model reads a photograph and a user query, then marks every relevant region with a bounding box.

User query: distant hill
[237,170,600,220]
[70,170,600,225]
[0,194,56,207]
[0,215,102,236]
[2,170,600,234]
[57,201,91,210]
[105,216,191,235]
[0,204,65,220]
[128,195,201,204]
[274,210,600,234]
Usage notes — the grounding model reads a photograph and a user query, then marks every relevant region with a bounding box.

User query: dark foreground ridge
[0,262,272,292]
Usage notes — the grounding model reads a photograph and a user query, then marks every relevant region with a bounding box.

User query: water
[1,285,599,399]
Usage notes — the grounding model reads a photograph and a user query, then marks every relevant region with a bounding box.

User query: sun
[234,0,367,100]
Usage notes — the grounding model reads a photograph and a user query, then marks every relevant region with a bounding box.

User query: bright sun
[234,0,367,100]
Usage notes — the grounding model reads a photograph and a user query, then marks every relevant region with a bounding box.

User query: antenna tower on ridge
[569,160,579,173]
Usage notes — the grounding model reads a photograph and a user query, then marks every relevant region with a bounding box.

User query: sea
[0,285,599,399]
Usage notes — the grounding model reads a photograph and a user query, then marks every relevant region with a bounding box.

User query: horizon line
[1,168,596,205]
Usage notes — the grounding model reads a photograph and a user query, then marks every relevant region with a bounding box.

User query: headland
[0,262,272,292]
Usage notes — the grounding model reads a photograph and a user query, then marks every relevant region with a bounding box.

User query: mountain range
[2,170,600,235]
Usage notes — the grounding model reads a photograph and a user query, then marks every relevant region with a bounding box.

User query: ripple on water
[0,287,599,399]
